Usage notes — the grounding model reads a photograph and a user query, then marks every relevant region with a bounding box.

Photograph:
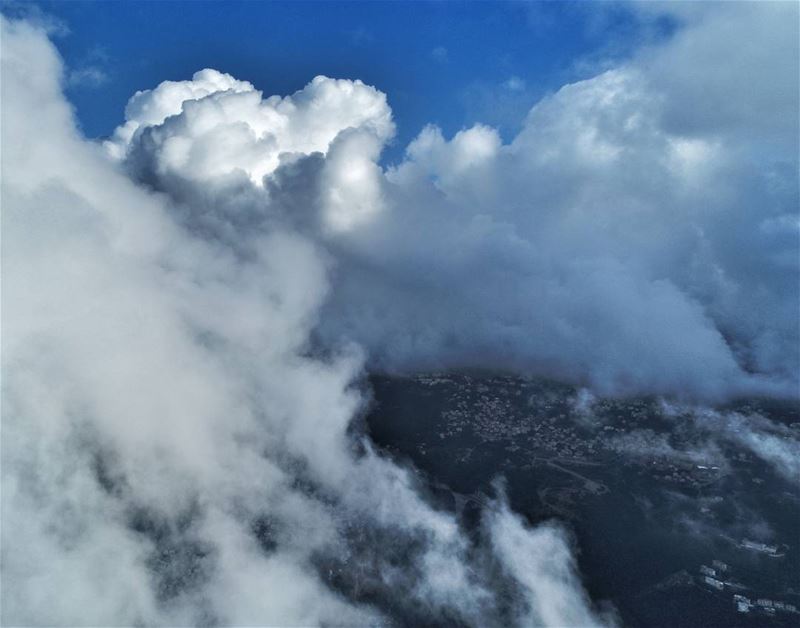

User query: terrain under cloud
[2,2,797,626]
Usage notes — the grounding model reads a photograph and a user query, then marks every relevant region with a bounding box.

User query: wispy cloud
[431,45,448,64]
[68,65,108,88]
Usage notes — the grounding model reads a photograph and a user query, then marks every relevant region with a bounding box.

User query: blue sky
[24,1,674,161]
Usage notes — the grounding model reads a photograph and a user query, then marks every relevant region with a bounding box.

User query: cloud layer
[107,2,798,401]
[2,15,612,627]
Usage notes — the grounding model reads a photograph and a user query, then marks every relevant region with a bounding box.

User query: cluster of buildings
[697,561,798,617]
[733,594,798,615]
[429,374,727,487]
[740,538,783,557]
[699,561,731,591]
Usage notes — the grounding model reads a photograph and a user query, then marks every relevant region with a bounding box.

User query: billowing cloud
[1,15,611,628]
[105,3,798,402]
[107,69,394,186]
